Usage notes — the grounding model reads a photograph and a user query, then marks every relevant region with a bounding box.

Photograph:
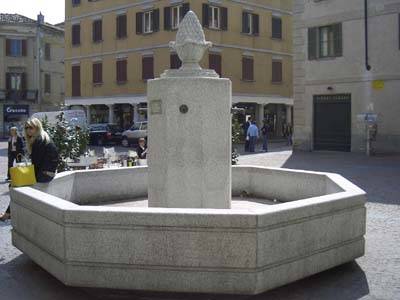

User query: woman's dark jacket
[8,136,24,155]
[31,137,59,183]
[136,146,147,159]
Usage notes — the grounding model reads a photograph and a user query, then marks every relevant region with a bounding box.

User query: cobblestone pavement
[1,141,399,300]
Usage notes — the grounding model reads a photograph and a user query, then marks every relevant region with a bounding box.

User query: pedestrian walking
[247,121,259,153]
[0,118,59,222]
[284,123,293,146]
[243,117,252,152]
[261,121,269,152]
[6,127,24,181]
[136,137,148,165]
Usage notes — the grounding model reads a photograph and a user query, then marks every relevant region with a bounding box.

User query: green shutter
[308,27,318,60]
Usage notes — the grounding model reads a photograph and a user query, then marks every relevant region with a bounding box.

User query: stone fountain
[10,12,366,295]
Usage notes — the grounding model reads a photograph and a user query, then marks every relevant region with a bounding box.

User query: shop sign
[372,80,384,90]
[3,105,30,116]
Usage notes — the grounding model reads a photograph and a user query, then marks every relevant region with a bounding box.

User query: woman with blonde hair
[1,118,59,221]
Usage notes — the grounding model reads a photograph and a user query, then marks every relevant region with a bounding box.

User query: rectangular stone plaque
[150,99,162,115]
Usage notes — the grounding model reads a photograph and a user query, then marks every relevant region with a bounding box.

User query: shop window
[116,14,127,39]
[116,59,127,83]
[71,65,81,97]
[136,9,159,34]
[170,53,182,69]
[6,39,27,57]
[242,12,259,36]
[44,74,51,94]
[308,23,342,59]
[202,4,227,30]
[92,19,102,42]
[142,56,154,80]
[272,16,282,39]
[209,53,222,76]
[242,57,254,81]
[92,62,103,84]
[272,60,282,83]
[72,24,81,46]
[44,43,51,60]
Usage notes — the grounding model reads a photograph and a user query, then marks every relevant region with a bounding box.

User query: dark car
[89,124,123,146]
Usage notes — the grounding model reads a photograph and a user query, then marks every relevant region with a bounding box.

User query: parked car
[121,121,148,147]
[89,124,123,146]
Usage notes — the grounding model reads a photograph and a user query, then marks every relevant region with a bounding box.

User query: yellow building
[65,0,293,136]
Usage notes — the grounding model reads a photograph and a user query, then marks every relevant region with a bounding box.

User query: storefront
[2,104,30,137]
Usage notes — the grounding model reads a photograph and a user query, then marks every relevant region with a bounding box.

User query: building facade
[0,14,65,137]
[65,0,293,137]
[293,0,400,153]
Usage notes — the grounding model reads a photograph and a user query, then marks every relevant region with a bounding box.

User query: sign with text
[3,105,29,116]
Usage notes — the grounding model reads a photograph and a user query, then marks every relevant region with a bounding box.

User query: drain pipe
[364,0,372,71]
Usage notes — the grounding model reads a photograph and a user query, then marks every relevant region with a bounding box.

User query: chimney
[37,12,44,25]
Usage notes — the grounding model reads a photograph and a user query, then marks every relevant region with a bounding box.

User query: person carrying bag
[9,154,37,187]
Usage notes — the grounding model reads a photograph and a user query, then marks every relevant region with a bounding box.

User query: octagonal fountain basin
[10,166,366,295]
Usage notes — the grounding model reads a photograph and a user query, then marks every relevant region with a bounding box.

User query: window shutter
[22,40,27,56]
[72,65,81,97]
[72,24,80,45]
[242,12,248,33]
[93,19,102,41]
[153,9,160,32]
[272,61,282,82]
[93,62,102,84]
[21,73,27,91]
[142,56,154,80]
[136,12,143,34]
[6,39,11,56]
[182,3,190,19]
[333,23,342,57]
[221,7,228,31]
[242,57,254,81]
[44,74,51,93]
[202,4,209,27]
[117,15,127,38]
[252,14,259,36]
[45,43,51,60]
[209,54,222,76]
[6,73,11,90]
[117,60,127,83]
[308,27,317,60]
[164,6,171,30]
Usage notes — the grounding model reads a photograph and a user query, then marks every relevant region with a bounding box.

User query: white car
[121,121,148,147]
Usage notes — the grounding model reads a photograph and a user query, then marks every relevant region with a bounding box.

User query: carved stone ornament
[163,11,218,78]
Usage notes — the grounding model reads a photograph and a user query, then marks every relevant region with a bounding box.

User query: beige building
[293,0,400,153]
[0,13,65,137]
[65,0,293,136]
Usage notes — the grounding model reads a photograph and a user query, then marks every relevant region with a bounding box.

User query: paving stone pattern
[0,141,399,300]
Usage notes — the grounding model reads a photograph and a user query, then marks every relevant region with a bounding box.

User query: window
[6,73,25,90]
[209,53,222,76]
[242,12,259,36]
[242,57,254,81]
[92,19,102,42]
[142,56,154,80]
[6,39,27,57]
[202,4,227,30]
[72,24,81,45]
[136,9,159,34]
[116,59,127,83]
[44,43,51,60]
[92,62,103,84]
[272,16,282,39]
[308,23,342,59]
[164,4,190,30]
[71,65,81,97]
[72,0,80,6]
[272,60,283,83]
[116,14,127,39]
[44,74,51,94]
[170,54,182,69]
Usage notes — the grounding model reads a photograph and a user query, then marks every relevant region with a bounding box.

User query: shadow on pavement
[2,253,369,300]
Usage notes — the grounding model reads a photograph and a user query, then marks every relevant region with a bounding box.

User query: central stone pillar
[147,11,232,209]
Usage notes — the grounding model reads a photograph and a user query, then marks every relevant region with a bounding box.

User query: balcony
[0,90,38,102]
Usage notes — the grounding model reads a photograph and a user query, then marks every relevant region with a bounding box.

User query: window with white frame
[144,11,153,33]
[171,5,182,29]
[208,6,220,29]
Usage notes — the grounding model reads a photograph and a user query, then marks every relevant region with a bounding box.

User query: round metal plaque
[179,105,188,114]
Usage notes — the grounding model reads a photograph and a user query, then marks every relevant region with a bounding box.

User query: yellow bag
[10,161,37,187]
